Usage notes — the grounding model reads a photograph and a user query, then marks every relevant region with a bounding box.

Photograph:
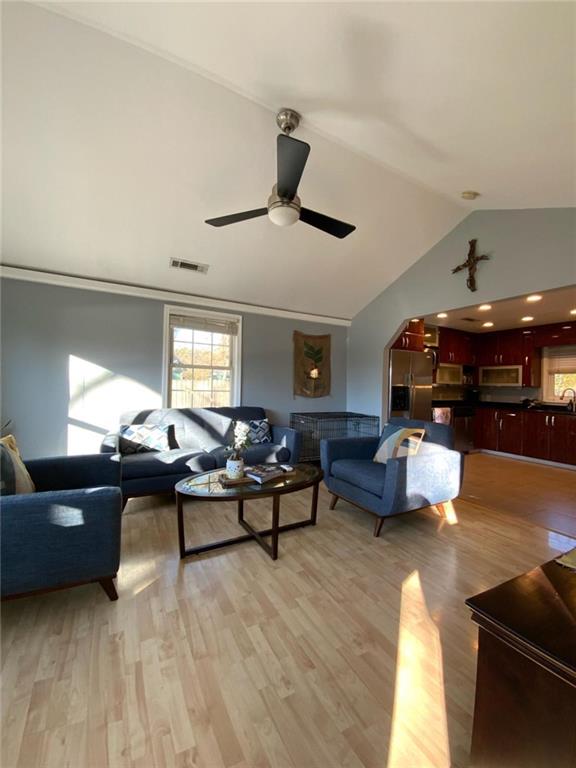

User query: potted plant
[225,421,251,479]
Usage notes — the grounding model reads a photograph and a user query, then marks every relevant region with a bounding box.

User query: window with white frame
[164,307,241,408]
[541,346,576,403]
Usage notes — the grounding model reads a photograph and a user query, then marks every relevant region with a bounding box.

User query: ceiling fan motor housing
[268,186,301,226]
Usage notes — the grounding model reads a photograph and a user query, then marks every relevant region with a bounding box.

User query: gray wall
[348,208,576,419]
[1,280,347,458]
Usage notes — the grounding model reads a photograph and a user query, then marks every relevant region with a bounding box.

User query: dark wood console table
[466,558,576,768]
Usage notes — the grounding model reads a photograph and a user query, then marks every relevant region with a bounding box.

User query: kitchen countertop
[432,400,576,415]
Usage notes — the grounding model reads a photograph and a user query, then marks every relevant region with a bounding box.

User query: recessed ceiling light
[461,191,480,200]
[521,316,534,322]
[526,294,542,303]
[571,309,576,316]
[437,312,448,319]
[482,321,494,328]
[478,304,492,311]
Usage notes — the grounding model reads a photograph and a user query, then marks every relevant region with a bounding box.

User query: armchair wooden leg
[373,517,385,538]
[329,494,339,510]
[99,577,118,601]
[436,503,447,518]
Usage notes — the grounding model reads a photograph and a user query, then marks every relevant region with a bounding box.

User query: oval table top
[175,463,323,501]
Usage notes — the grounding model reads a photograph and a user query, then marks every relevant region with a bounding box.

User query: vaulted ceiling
[2,3,574,319]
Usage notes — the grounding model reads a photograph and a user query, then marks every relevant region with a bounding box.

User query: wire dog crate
[290,412,380,462]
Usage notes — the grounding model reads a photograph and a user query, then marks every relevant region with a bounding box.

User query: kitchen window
[541,346,576,402]
[164,306,242,408]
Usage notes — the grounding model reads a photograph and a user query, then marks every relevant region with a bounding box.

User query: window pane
[194,330,212,345]
[212,346,230,367]
[213,370,231,391]
[212,333,230,346]
[212,391,231,407]
[554,373,576,396]
[193,369,211,391]
[193,345,212,366]
[173,344,192,365]
[192,391,212,408]
[174,327,193,343]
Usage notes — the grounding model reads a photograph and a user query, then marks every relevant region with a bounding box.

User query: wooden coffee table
[175,463,323,561]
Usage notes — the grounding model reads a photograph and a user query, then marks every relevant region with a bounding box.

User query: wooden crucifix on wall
[452,239,490,292]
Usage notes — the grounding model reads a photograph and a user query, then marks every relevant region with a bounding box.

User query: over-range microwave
[478,365,523,387]
[436,363,463,385]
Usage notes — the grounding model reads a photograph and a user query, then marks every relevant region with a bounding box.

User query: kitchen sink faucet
[560,388,576,412]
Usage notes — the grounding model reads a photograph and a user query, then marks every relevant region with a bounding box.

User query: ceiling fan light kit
[205,109,356,239]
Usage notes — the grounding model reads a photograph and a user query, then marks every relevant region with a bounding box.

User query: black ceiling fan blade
[205,208,268,227]
[277,134,310,200]
[299,207,356,239]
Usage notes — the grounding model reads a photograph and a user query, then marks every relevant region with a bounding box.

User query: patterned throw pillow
[119,424,173,454]
[0,435,36,495]
[373,427,425,464]
[240,419,272,444]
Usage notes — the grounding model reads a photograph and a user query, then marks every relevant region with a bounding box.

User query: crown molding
[0,265,351,327]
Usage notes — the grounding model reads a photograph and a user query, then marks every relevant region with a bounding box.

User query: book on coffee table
[245,464,294,484]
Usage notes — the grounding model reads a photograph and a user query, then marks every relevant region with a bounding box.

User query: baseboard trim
[479,449,576,471]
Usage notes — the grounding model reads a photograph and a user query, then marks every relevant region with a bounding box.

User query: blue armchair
[321,417,464,536]
[1,454,123,600]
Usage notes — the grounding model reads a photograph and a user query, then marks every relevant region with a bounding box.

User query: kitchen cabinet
[475,406,576,464]
[439,327,474,365]
[392,319,424,352]
[522,411,575,464]
[533,322,576,348]
[476,330,523,366]
[521,330,541,388]
[475,407,523,453]
[474,407,500,450]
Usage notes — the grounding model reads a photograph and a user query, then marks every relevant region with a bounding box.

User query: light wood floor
[2,454,576,768]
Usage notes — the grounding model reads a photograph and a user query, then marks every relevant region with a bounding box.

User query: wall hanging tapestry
[293,331,331,398]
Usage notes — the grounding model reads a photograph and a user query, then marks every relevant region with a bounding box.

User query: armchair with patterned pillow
[320,417,464,536]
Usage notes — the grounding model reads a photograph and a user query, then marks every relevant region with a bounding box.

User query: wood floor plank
[2,454,575,768]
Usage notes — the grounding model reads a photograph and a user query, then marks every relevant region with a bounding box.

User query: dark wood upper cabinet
[439,327,474,365]
[533,322,576,347]
[392,319,425,352]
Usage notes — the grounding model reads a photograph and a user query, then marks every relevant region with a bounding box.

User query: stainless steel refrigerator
[389,349,434,420]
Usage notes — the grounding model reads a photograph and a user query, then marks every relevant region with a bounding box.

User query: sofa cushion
[121,449,216,480]
[119,424,174,454]
[331,459,387,497]
[119,407,267,452]
[210,444,290,468]
[240,418,272,444]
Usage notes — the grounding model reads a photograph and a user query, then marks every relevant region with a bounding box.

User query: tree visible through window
[166,311,240,408]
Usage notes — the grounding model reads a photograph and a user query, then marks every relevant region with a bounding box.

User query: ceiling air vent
[170,258,209,274]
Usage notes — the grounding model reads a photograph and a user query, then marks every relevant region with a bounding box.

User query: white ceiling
[423,285,576,334]
[2,3,574,320]
[46,1,576,209]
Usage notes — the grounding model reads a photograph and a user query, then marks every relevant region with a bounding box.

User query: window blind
[543,346,576,374]
[169,313,239,336]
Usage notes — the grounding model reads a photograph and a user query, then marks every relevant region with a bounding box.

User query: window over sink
[542,346,576,403]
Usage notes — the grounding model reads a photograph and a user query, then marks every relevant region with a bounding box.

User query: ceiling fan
[205,109,356,239]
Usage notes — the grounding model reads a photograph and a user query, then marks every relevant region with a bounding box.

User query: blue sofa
[1,454,122,600]
[101,406,301,499]
[321,417,464,536]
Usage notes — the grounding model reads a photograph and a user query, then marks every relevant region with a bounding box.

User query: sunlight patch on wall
[387,570,450,768]
[67,355,160,454]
